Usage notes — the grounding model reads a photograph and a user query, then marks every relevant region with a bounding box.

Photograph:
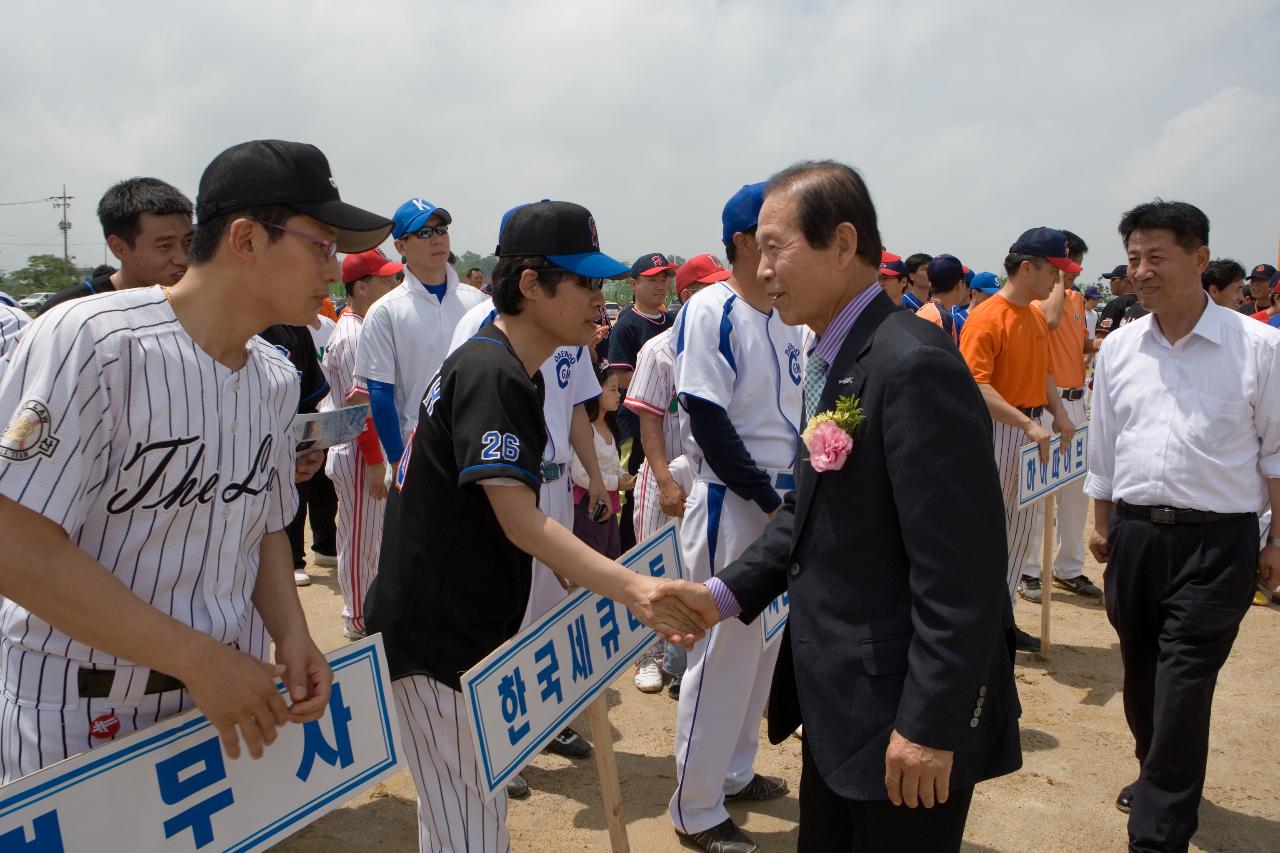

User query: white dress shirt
[1085,296,1280,514]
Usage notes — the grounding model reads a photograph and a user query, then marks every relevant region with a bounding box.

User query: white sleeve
[269,403,301,534]
[448,300,496,356]
[674,299,737,410]
[0,319,112,535]
[570,451,590,489]
[568,346,602,406]
[625,338,670,416]
[1083,344,1115,501]
[354,305,396,384]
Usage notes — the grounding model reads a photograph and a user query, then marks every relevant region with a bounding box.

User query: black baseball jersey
[367,324,547,688]
[1095,294,1148,338]
[609,306,673,452]
[35,271,116,317]
[259,324,329,414]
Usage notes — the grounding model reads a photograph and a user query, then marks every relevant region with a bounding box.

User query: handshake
[626,576,724,648]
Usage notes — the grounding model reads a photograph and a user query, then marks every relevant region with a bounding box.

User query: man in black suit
[697,160,1022,852]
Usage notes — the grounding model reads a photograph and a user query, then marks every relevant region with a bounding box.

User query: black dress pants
[287,466,337,568]
[1103,506,1256,853]
[797,737,973,852]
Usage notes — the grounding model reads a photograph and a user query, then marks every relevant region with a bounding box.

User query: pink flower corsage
[801,394,864,473]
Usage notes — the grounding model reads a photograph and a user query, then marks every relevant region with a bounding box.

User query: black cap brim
[291,199,393,253]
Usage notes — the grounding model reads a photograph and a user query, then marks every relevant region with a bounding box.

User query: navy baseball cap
[630,252,678,278]
[927,254,965,289]
[970,272,1000,294]
[722,182,766,245]
[495,200,628,279]
[1248,263,1278,281]
[963,267,975,286]
[1009,227,1083,273]
[879,259,907,277]
[1084,285,1102,299]
[1100,264,1128,280]
[392,197,452,239]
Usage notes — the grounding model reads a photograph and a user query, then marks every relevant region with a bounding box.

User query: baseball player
[320,249,403,640]
[914,254,968,345]
[366,200,715,852]
[900,252,933,311]
[0,140,391,780]
[356,197,487,467]
[0,302,31,366]
[958,227,1077,654]
[627,253,726,695]
[668,183,800,853]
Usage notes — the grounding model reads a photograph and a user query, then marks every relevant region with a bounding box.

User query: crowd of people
[0,139,1274,853]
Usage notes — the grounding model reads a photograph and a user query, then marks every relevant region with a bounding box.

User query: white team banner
[761,591,789,649]
[462,522,686,799]
[1017,424,1088,509]
[294,404,370,454]
[0,636,400,852]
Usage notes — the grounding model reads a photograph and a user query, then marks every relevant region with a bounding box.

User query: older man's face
[757,187,843,328]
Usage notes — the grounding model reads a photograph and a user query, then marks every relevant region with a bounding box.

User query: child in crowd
[572,362,633,558]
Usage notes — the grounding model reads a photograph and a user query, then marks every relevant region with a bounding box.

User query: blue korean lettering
[767,597,781,615]
[647,553,666,578]
[154,736,234,849]
[296,682,355,782]
[624,604,643,632]
[596,598,620,660]
[498,666,531,744]
[1051,447,1060,479]
[781,590,791,607]
[534,641,562,704]
[0,810,64,852]
[1025,458,1036,492]
[567,615,594,682]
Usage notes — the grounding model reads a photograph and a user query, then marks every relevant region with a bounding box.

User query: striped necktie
[804,353,829,425]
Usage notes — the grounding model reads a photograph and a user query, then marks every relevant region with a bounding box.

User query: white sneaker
[294,569,312,586]
[312,553,337,568]
[343,626,366,640]
[633,656,663,693]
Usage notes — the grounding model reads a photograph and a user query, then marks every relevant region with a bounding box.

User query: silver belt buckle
[1150,507,1177,524]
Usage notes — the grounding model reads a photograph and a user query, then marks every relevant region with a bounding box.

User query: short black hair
[97,177,193,247]
[466,267,482,276]
[187,204,291,267]
[490,256,569,316]
[905,253,933,275]
[91,264,117,279]
[1060,229,1089,262]
[765,160,883,268]
[1118,199,1209,253]
[724,226,757,266]
[1202,258,1246,292]
[1003,253,1046,277]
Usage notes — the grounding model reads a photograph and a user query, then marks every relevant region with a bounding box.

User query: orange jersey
[959,292,1051,408]
[915,301,958,344]
[1032,288,1087,389]
[319,296,338,322]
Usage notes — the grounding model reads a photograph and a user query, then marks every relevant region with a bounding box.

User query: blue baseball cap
[722,182,767,245]
[1009,227,1083,273]
[970,272,1000,294]
[495,200,628,279]
[392,197,452,239]
[1084,285,1102,299]
[927,254,965,289]
[630,253,678,278]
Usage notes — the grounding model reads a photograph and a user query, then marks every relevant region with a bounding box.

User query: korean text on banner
[1017,424,1088,510]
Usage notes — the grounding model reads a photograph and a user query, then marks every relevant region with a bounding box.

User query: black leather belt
[78,668,185,698]
[1060,388,1085,401]
[1117,501,1254,526]
[1017,406,1045,418]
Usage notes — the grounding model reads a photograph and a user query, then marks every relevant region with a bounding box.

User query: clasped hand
[633,577,721,649]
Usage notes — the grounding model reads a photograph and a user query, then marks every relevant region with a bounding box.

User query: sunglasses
[254,220,338,260]
[409,224,450,239]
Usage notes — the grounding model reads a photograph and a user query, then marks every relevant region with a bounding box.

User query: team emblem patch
[587,217,599,249]
[89,713,121,740]
[0,400,59,461]
[554,349,574,389]
[786,344,802,385]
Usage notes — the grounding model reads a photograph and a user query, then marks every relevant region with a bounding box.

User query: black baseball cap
[1009,227,1083,273]
[196,140,392,253]
[1101,264,1129,280]
[495,200,628,279]
[1247,263,1278,281]
[927,254,965,289]
[630,253,678,278]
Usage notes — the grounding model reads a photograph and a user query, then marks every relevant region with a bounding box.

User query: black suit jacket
[718,290,1022,801]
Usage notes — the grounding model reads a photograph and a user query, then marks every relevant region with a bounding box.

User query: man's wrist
[1266,536,1280,548]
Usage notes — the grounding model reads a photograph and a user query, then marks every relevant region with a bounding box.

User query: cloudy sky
[1,0,1277,280]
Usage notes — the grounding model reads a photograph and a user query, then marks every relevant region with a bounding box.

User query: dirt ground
[273,520,1280,852]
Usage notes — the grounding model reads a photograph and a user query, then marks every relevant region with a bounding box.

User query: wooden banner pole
[1039,494,1055,657]
[587,694,629,852]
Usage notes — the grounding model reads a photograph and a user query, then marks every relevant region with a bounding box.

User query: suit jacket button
[979,686,987,696]
[970,718,979,728]
[789,562,801,577]
[976,696,985,708]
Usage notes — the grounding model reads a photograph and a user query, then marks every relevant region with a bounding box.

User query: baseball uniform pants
[521,473,574,629]
[393,674,508,853]
[327,447,385,634]
[993,416,1048,604]
[1022,395,1089,583]
[670,477,782,835]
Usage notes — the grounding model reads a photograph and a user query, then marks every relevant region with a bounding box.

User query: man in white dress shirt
[1085,200,1280,852]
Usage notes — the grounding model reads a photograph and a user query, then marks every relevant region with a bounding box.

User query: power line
[0,199,54,207]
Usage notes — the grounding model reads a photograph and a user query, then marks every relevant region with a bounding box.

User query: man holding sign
[0,139,392,781]
[959,226,1079,653]
[366,200,716,852]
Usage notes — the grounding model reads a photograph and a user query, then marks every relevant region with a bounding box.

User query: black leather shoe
[1014,626,1041,653]
[677,818,758,853]
[544,727,592,758]
[1115,782,1136,813]
[724,774,789,802]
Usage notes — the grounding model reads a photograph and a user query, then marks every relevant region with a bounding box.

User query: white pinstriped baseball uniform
[625,328,688,541]
[669,282,803,835]
[0,287,299,783]
[320,308,383,635]
[0,303,31,369]
[448,298,601,625]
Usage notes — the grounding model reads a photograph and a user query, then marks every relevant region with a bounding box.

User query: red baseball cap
[676,254,731,294]
[342,248,403,284]
[881,250,901,264]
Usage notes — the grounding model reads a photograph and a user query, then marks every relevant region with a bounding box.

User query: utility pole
[50,186,73,268]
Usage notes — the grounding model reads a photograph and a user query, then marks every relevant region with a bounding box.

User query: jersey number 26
[480,431,521,462]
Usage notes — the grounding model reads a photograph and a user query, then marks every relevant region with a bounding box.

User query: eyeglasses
[576,277,605,292]
[409,224,450,239]
[254,220,338,260]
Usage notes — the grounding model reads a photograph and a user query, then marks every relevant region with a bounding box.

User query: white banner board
[761,591,790,649]
[462,522,685,799]
[1017,425,1088,509]
[0,635,400,852]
